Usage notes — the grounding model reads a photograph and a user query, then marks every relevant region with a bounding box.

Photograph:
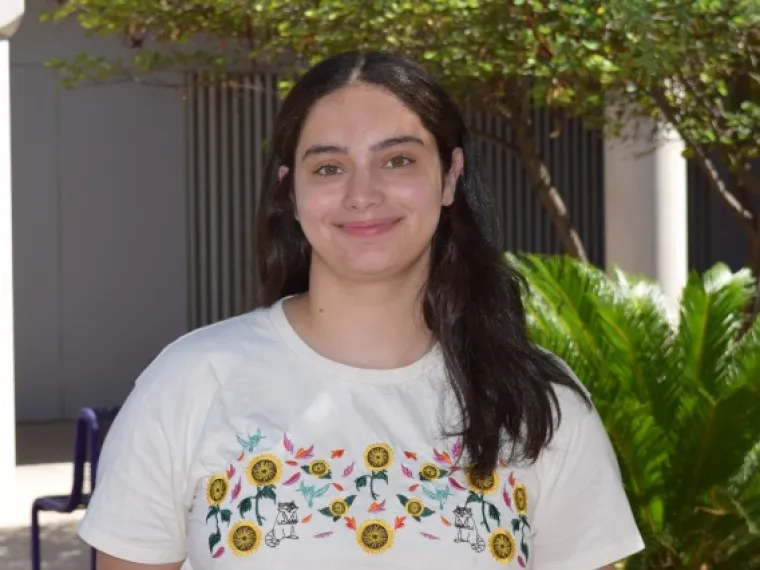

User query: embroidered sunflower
[246,454,282,487]
[206,475,229,506]
[419,463,441,481]
[228,521,262,556]
[329,498,349,518]
[364,443,394,471]
[488,528,517,564]
[465,469,500,495]
[513,483,528,515]
[357,519,394,554]
[308,459,331,478]
[404,498,425,517]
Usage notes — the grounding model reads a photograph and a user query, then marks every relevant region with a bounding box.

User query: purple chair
[31,406,120,570]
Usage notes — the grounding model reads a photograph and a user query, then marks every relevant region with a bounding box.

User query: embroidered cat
[453,505,485,553]
[265,501,300,547]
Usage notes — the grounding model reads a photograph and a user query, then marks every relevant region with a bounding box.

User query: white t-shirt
[79,299,644,569]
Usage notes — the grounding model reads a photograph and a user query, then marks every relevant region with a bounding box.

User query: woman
[79,50,644,569]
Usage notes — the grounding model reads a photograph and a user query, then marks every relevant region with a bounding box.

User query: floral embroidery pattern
[202,429,532,565]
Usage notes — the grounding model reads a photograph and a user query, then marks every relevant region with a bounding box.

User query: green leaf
[259,485,277,501]
[345,494,357,506]
[465,492,480,505]
[488,503,501,525]
[421,507,436,517]
[375,470,389,484]
[206,506,219,522]
[397,494,408,506]
[319,507,333,518]
[220,509,232,524]
[355,475,368,490]
[512,518,521,533]
[239,497,252,518]
[208,530,221,553]
[521,540,529,560]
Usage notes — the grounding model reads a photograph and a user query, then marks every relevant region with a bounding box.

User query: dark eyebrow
[300,135,425,162]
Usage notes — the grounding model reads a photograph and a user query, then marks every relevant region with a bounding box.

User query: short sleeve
[532,392,645,569]
[78,340,219,565]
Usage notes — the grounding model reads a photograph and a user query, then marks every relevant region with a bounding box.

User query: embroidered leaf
[403,451,418,460]
[413,516,421,523]
[231,477,242,501]
[284,472,301,486]
[401,464,414,479]
[439,469,450,478]
[355,475,368,490]
[451,439,463,461]
[226,464,236,480]
[409,484,420,492]
[375,470,389,484]
[420,532,440,540]
[449,466,461,473]
[499,458,509,469]
[421,507,436,517]
[345,516,357,530]
[488,503,501,525]
[295,445,314,459]
[518,555,526,568]
[286,460,298,466]
[396,494,409,507]
[259,485,277,501]
[520,514,532,530]
[465,492,481,506]
[332,482,344,491]
[502,486,512,509]
[212,547,225,558]
[521,541,529,559]
[283,433,294,454]
[239,497,253,518]
[331,449,345,459]
[314,531,334,538]
[433,449,452,465]
[206,506,218,522]
[314,483,331,498]
[448,477,466,491]
[345,495,357,507]
[508,472,516,488]
[441,516,451,526]
[220,509,232,525]
[394,516,406,529]
[511,518,521,533]
[236,452,245,462]
[301,514,313,524]
[343,462,355,477]
[208,530,221,553]
[368,500,386,513]
[319,507,333,518]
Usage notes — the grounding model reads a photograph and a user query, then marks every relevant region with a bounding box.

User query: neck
[283,257,435,370]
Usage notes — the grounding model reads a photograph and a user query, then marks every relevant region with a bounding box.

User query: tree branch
[650,86,755,231]
[471,130,520,156]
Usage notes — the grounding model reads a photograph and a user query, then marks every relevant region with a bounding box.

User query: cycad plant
[511,254,760,569]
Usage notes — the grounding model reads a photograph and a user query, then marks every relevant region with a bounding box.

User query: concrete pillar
[1,0,24,494]
[604,114,688,316]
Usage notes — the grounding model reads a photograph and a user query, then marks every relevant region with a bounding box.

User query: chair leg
[91,545,97,570]
[31,504,41,570]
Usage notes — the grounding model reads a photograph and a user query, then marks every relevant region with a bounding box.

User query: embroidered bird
[422,483,454,510]
[236,430,265,453]
[297,481,331,507]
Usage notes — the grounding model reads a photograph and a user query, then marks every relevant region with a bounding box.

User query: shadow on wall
[0,521,88,570]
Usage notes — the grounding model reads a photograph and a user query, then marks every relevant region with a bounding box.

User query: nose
[342,167,383,211]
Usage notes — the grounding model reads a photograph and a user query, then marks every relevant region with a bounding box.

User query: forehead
[297,83,433,149]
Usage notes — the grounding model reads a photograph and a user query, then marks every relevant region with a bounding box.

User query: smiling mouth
[337,218,402,237]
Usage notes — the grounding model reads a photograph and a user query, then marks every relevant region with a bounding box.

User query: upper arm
[531,390,645,569]
[97,551,183,570]
[78,341,218,565]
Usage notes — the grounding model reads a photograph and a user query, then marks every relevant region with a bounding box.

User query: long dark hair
[256,50,589,474]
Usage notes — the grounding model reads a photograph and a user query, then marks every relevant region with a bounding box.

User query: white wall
[11,0,189,421]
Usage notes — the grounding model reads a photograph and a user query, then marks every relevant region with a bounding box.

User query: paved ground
[0,421,88,570]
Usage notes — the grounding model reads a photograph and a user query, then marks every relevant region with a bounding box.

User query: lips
[337,218,402,237]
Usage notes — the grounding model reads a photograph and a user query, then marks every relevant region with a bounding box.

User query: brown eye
[384,156,413,168]
[315,164,342,176]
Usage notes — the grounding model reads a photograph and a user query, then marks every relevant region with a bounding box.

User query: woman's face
[284,83,463,283]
